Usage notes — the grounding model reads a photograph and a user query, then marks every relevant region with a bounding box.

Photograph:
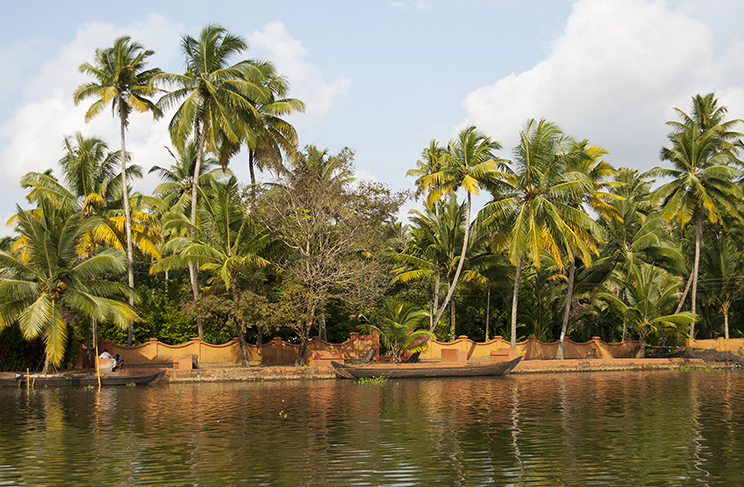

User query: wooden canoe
[331,356,522,379]
[0,370,166,387]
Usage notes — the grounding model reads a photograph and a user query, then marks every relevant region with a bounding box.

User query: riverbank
[161,356,716,382]
[1,356,733,383]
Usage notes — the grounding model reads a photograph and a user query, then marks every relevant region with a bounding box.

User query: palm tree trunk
[723,301,730,339]
[557,259,576,359]
[450,298,456,341]
[675,272,694,314]
[636,334,647,358]
[485,283,491,341]
[120,103,135,347]
[511,256,523,348]
[231,282,248,367]
[189,124,207,340]
[430,273,441,332]
[429,200,441,332]
[249,148,257,187]
[432,193,471,330]
[690,214,702,338]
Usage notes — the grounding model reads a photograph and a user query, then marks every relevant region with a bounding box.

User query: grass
[677,365,720,372]
[357,376,388,385]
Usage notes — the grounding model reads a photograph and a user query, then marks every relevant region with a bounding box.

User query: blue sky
[2,0,744,235]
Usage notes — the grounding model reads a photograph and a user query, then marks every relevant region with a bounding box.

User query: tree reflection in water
[0,371,743,485]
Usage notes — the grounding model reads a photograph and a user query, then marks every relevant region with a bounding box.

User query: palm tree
[74,36,162,345]
[19,136,160,264]
[394,196,482,337]
[158,24,267,328]
[599,265,695,358]
[372,298,433,362]
[653,98,743,338]
[149,142,227,221]
[152,178,271,365]
[479,119,600,348]
[700,234,741,339]
[218,63,305,189]
[407,140,446,204]
[0,202,138,371]
[421,126,504,331]
[556,141,617,358]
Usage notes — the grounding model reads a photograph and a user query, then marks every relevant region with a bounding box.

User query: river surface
[0,369,743,486]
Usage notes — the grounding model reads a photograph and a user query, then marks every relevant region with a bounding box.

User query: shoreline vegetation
[2,25,744,373]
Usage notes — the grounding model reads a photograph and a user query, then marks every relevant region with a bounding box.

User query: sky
[2,0,744,236]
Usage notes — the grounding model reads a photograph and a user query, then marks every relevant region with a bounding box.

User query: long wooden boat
[0,370,166,387]
[331,356,522,379]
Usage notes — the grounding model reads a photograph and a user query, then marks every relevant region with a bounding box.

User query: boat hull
[0,370,166,387]
[331,356,522,379]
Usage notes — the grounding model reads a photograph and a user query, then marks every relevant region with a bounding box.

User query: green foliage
[357,376,388,385]
[372,298,433,361]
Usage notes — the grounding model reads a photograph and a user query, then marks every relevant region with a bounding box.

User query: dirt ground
[662,348,744,364]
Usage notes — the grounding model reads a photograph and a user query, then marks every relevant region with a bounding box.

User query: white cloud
[414,1,432,12]
[461,0,726,171]
[0,15,183,235]
[390,1,430,12]
[249,22,351,127]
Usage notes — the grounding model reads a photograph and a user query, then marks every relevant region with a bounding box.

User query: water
[1,370,743,486]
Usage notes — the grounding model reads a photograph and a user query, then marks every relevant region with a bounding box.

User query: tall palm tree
[653,98,742,338]
[479,119,600,348]
[158,25,267,329]
[74,36,162,345]
[406,140,447,317]
[218,63,305,189]
[700,234,741,339]
[0,202,138,371]
[422,126,504,330]
[407,140,447,205]
[556,141,617,358]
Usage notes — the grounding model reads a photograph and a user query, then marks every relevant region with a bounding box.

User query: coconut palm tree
[149,142,227,220]
[218,64,305,189]
[372,298,433,362]
[74,36,162,345]
[479,119,600,348]
[700,234,741,339]
[158,25,267,327]
[18,135,160,264]
[556,141,617,358]
[599,264,695,358]
[422,126,504,331]
[653,110,742,338]
[0,202,138,371]
[407,140,447,205]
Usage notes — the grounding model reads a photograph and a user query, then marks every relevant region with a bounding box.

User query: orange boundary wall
[419,335,639,361]
[687,338,744,354]
[76,332,380,368]
[75,333,644,369]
